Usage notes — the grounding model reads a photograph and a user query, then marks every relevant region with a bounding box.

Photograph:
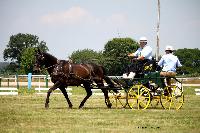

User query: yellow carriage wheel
[109,89,128,108]
[127,85,151,110]
[160,85,184,110]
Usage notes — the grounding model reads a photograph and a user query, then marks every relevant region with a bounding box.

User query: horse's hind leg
[45,81,61,109]
[95,80,112,108]
[79,82,92,109]
[104,76,115,87]
[60,86,73,109]
[101,89,112,108]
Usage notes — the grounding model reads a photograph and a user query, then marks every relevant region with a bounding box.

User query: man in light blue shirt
[158,45,182,88]
[158,45,182,73]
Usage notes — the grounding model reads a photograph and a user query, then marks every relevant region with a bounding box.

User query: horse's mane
[43,52,58,63]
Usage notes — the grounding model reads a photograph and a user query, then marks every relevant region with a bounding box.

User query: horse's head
[33,49,46,72]
[33,49,58,73]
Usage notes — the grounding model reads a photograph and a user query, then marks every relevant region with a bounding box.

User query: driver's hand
[128,53,134,57]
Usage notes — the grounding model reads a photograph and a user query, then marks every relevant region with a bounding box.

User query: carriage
[92,60,184,110]
[34,50,184,110]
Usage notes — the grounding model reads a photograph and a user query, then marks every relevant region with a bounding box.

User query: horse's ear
[36,48,42,54]
[35,48,39,53]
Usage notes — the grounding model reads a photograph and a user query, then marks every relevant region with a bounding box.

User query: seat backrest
[143,59,157,73]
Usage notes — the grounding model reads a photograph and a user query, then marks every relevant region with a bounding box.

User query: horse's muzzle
[33,64,41,72]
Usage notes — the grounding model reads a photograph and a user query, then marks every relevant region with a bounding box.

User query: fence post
[45,74,48,88]
[8,78,10,87]
[28,73,32,90]
[0,77,1,87]
[16,74,19,89]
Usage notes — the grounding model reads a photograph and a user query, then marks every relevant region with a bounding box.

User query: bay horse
[34,49,113,109]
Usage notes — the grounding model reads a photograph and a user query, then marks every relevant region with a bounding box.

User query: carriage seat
[144,71,165,89]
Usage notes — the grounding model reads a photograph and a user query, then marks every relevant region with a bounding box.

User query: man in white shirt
[158,45,182,87]
[123,36,153,78]
[128,37,152,60]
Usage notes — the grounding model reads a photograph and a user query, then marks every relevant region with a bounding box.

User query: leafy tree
[0,62,18,75]
[174,48,200,75]
[103,38,139,75]
[70,49,104,65]
[20,47,36,74]
[3,33,49,74]
[3,33,48,63]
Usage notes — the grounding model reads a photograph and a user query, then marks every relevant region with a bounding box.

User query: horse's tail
[100,65,107,75]
[103,76,115,87]
[100,66,116,87]
[89,63,115,87]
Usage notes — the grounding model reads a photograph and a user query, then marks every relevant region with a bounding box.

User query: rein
[45,64,58,70]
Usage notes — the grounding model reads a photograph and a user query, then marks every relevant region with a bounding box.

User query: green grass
[0,86,200,133]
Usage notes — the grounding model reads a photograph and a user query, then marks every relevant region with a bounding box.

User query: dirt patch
[182,79,200,84]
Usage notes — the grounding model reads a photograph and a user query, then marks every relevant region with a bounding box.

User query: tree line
[1,33,200,76]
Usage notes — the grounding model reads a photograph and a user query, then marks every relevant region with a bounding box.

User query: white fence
[0,75,200,87]
[0,75,52,88]
[0,75,200,96]
[0,88,18,95]
[91,89,107,96]
[195,89,200,95]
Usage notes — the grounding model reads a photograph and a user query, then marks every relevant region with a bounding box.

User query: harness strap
[69,63,73,74]
[45,64,57,70]
[65,63,92,82]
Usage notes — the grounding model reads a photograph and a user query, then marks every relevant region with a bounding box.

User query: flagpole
[156,0,160,61]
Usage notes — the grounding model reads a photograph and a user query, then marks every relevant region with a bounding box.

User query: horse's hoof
[78,106,83,109]
[107,103,112,108]
[69,105,73,109]
[45,104,49,109]
[79,103,84,109]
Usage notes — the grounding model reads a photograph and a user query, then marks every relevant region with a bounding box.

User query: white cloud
[40,6,129,28]
[41,6,93,25]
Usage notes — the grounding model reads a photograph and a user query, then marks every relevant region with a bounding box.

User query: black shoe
[164,87,172,96]
[164,90,169,96]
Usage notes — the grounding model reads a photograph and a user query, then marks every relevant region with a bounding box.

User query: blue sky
[0,0,199,62]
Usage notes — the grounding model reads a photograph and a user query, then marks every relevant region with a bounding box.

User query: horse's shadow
[45,106,119,110]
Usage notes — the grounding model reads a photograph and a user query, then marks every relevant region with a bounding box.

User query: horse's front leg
[45,81,61,109]
[59,86,73,109]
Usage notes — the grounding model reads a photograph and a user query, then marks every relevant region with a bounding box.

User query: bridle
[35,53,57,72]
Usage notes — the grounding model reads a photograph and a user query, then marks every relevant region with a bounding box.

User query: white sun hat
[165,45,174,51]
[139,36,147,42]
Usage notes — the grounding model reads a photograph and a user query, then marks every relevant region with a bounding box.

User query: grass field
[0,86,200,133]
